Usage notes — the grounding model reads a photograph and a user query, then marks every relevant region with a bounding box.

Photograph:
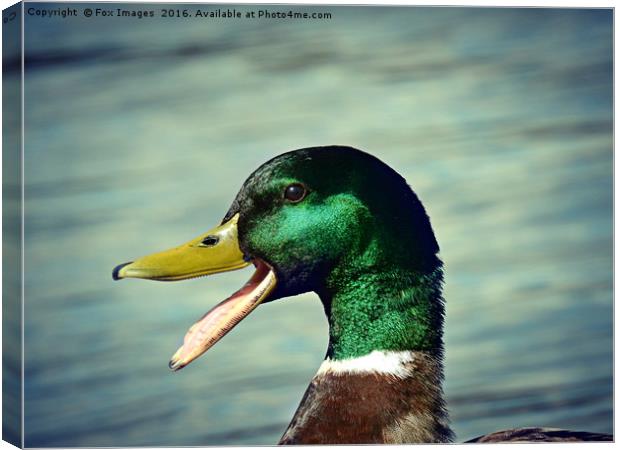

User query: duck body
[114,145,612,444]
[467,428,612,443]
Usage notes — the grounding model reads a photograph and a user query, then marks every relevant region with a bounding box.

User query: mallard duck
[113,146,612,444]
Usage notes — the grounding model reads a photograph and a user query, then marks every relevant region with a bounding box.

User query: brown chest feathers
[279,351,454,444]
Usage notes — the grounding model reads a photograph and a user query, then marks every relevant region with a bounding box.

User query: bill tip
[169,358,184,371]
[112,262,132,280]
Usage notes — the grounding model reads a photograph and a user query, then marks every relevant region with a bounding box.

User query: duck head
[113,146,441,370]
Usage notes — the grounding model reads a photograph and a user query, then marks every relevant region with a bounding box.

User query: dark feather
[466,427,613,443]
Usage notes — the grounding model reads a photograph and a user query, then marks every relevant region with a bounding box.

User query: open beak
[112,213,277,371]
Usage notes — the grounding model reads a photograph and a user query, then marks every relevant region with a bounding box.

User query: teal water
[16,4,612,446]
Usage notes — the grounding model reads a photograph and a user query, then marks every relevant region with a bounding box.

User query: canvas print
[2,2,614,447]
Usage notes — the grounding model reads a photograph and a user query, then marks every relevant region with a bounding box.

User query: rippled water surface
[14,4,613,446]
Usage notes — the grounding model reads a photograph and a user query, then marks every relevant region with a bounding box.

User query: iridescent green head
[226,146,441,301]
[114,146,444,368]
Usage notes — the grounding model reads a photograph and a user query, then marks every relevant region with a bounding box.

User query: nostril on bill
[201,235,219,247]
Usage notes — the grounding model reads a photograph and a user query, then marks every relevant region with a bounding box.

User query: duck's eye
[283,183,307,203]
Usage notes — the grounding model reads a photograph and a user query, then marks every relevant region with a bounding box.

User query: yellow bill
[113,214,250,281]
[113,213,277,371]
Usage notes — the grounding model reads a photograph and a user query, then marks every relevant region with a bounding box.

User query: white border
[0,2,614,450]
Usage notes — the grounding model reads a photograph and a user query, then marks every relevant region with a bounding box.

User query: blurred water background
[11,4,613,446]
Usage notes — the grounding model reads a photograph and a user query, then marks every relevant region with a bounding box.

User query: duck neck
[280,262,453,444]
[321,263,445,361]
